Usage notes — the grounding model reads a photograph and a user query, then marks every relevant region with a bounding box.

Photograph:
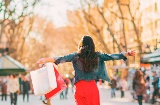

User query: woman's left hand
[127,50,136,56]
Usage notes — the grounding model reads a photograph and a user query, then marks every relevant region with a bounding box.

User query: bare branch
[126,0,142,53]
[120,3,129,6]
[116,0,127,52]
[96,6,121,52]
[80,2,110,53]
[133,0,141,18]
[108,9,131,21]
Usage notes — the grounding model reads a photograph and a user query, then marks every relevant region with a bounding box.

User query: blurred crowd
[110,64,160,105]
[0,74,74,105]
[1,65,160,105]
[0,74,31,105]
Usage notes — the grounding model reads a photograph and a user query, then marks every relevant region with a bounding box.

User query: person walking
[7,74,20,105]
[64,77,70,99]
[119,78,128,98]
[21,76,30,102]
[133,70,146,105]
[110,77,117,98]
[151,70,159,104]
[145,76,150,103]
[37,35,135,105]
[1,81,7,101]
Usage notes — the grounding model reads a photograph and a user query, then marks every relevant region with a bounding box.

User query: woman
[37,36,135,105]
[133,70,146,105]
[7,74,20,105]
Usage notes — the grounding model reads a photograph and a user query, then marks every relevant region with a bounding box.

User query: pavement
[0,88,150,105]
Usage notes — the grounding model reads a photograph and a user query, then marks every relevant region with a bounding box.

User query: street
[0,88,149,105]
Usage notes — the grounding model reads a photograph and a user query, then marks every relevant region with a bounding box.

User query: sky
[34,0,81,27]
[0,0,103,27]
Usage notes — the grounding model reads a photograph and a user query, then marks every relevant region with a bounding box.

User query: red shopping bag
[45,67,66,99]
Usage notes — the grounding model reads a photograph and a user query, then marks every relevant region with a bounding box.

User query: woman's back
[58,52,127,83]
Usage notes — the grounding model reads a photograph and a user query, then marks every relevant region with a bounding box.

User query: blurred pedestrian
[37,36,136,105]
[151,71,159,104]
[119,78,128,98]
[64,77,70,99]
[69,77,74,93]
[1,81,7,101]
[115,75,120,90]
[110,77,117,98]
[60,91,64,99]
[21,76,30,102]
[145,76,150,103]
[7,74,20,105]
[133,70,146,105]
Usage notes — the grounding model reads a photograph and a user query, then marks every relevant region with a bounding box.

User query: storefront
[141,48,160,64]
[0,55,27,76]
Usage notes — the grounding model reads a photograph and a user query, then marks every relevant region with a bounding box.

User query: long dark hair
[78,36,98,72]
[133,70,145,86]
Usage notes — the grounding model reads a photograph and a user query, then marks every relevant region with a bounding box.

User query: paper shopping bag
[45,67,67,99]
[30,63,57,95]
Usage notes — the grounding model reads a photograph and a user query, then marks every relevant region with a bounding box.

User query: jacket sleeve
[54,52,77,65]
[99,52,127,61]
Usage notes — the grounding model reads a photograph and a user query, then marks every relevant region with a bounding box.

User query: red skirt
[74,80,100,105]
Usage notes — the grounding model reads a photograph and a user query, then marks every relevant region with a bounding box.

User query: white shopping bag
[30,63,57,96]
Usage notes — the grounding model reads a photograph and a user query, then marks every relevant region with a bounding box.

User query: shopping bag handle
[28,63,56,72]
[39,64,46,68]
[27,64,46,72]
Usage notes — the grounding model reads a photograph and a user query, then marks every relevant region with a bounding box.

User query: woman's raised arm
[99,50,136,61]
[37,52,77,66]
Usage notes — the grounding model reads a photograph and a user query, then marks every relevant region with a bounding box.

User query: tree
[79,0,123,53]
[0,0,38,40]
[0,0,40,68]
[74,0,143,64]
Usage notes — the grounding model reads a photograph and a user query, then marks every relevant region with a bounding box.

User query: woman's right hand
[37,58,55,67]
[37,58,46,66]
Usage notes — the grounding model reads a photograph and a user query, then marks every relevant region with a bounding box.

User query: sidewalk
[0,88,150,105]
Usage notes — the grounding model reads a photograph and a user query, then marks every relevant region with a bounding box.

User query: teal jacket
[54,52,127,83]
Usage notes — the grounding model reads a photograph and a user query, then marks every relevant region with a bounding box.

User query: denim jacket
[54,52,127,83]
